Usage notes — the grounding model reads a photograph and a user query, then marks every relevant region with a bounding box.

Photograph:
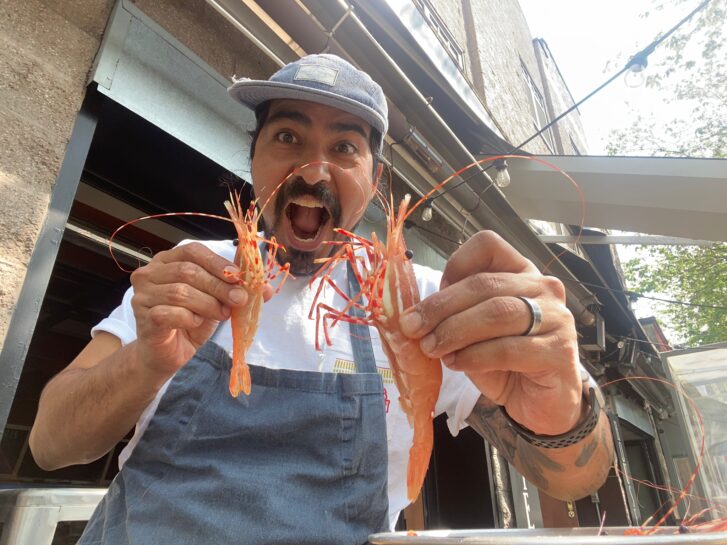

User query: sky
[516,0,705,334]
[517,0,694,154]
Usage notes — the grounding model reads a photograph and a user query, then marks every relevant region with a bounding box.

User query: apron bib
[79,264,389,545]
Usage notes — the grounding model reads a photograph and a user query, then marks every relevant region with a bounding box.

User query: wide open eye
[276,131,298,144]
[335,142,358,155]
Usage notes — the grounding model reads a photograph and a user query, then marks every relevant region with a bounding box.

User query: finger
[150,261,248,308]
[442,327,578,376]
[135,282,234,322]
[400,272,543,338]
[142,304,206,332]
[418,296,570,359]
[440,231,539,289]
[157,242,239,284]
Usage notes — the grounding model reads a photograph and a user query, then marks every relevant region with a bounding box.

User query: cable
[429,0,713,205]
[403,220,727,313]
[558,277,727,311]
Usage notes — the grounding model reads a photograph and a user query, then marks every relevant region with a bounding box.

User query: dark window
[412,0,465,70]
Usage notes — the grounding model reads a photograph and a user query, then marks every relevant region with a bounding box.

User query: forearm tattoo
[466,395,614,497]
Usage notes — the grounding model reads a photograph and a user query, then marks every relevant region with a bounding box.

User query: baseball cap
[228,54,388,135]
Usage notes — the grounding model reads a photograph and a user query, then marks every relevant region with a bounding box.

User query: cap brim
[228,80,387,134]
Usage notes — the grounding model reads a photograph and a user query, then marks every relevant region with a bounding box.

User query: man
[30,54,613,544]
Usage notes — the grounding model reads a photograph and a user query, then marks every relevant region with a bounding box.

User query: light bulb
[625,56,648,88]
[493,159,510,188]
[422,200,433,222]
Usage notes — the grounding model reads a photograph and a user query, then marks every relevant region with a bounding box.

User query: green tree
[623,244,727,346]
[608,0,727,346]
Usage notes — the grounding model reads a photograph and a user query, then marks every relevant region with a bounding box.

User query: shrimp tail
[229,358,251,397]
[407,412,435,501]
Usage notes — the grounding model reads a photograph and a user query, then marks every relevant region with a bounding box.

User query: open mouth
[285,195,332,244]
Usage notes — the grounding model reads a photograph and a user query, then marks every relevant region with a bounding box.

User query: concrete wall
[0,0,115,353]
[0,0,278,354]
[132,0,277,81]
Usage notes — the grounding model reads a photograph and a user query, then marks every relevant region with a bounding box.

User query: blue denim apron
[79,264,389,544]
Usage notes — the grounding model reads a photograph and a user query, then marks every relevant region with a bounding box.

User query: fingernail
[229,288,246,304]
[420,333,436,354]
[442,353,455,367]
[399,311,422,334]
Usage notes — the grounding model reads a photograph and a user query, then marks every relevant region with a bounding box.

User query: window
[521,61,555,152]
[412,0,465,70]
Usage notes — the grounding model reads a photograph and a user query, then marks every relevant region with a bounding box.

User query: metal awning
[503,155,727,242]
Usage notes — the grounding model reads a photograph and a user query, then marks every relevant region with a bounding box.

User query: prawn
[310,154,588,501]
[311,192,442,502]
[223,190,291,397]
[109,187,292,398]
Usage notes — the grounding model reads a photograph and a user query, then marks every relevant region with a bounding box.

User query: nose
[294,159,332,186]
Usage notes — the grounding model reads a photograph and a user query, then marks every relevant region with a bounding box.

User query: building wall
[0,0,115,353]
[131,0,277,82]
[534,39,589,154]
[460,0,551,154]
[0,0,278,353]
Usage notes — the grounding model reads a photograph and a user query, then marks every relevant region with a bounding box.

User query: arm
[30,243,254,470]
[399,231,615,499]
[29,333,170,470]
[466,393,613,500]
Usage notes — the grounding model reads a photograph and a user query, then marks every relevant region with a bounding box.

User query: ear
[372,162,384,193]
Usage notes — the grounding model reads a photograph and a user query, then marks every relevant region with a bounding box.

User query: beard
[263,178,343,277]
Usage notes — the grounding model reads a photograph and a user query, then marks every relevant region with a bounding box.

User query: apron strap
[346,260,378,375]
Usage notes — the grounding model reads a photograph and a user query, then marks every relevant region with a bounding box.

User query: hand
[129,242,272,379]
[399,231,582,436]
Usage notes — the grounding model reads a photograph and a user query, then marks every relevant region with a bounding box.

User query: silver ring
[516,296,543,337]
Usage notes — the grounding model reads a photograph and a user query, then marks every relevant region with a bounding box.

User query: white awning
[503,156,727,242]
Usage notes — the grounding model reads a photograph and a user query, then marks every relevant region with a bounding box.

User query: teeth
[291,196,324,208]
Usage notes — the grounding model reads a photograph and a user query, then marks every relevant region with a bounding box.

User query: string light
[492,158,511,188]
[426,0,712,207]
[421,198,434,222]
[625,54,648,88]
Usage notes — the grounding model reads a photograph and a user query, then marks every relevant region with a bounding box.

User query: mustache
[274,178,342,226]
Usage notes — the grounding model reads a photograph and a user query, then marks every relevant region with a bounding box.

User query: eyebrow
[267,109,312,126]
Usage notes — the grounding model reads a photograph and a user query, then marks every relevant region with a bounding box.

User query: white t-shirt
[92,239,481,530]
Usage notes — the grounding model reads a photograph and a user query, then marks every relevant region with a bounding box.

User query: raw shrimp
[109,187,292,398]
[311,193,442,502]
[223,190,291,396]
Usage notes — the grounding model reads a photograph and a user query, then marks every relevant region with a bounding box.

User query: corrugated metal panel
[90,0,253,178]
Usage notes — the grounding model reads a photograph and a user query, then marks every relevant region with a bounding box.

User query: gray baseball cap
[228,54,388,135]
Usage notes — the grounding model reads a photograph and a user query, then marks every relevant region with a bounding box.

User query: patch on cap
[294,64,339,87]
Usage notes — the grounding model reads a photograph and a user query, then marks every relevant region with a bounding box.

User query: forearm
[466,395,614,501]
[29,341,168,470]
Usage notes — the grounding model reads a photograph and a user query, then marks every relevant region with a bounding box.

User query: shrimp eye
[404,249,414,260]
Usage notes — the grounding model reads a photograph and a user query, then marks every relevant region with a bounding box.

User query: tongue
[291,204,323,238]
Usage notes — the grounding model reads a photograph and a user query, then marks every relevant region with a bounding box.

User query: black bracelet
[499,385,602,449]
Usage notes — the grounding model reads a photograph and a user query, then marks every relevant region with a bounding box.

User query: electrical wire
[403,219,726,313]
[429,0,713,204]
